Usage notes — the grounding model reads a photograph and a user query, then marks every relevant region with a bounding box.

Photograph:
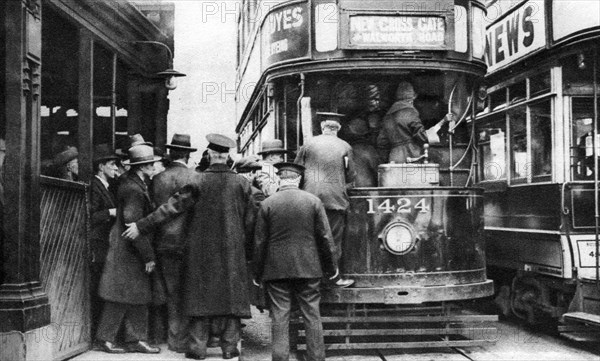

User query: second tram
[236,0,495,349]
[475,0,600,337]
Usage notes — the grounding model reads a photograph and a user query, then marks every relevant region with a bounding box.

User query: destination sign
[347,15,446,49]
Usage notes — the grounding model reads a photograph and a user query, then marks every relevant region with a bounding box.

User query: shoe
[328,275,354,288]
[127,340,161,354]
[207,336,220,347]
[185,352,207,360]
[222,348,240,359]
[98,340,126,354]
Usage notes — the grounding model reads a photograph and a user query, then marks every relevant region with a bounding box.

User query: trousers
[267,278,325,361]
[325,209,347,267]
[188,316,240,356]
[159,253,189,351]
[96,301,148,343]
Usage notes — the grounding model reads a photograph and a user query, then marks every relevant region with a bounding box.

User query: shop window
[478,115,507,181]
[530,101,552,181]
[509,106,527,183]
[563,51,600,94]
[40,6,79,178]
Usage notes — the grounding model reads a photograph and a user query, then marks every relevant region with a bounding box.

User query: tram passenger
[52,146,79,181]
[96,144,161,354]
[258,139,291,197]
[377,81,429,164]
[149,133,198,353]
[345,117,379,187]
[122,134,255,360]
[253,162,341,361]
[294,112,355,287]
[89,144,120,340]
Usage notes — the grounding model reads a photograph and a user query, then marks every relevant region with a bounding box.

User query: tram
[474,0,600,337]
[235,0,495,349]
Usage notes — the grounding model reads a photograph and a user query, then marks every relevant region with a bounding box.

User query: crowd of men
[90,112,359,361]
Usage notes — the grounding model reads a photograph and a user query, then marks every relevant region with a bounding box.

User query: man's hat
[54,146,78,166]
[317,112,345,128]
[257,139,290,155]
[116,133,152,156]
[122,145,161,166]
[234,156,262,173]
[165,133,197,152]
[206,134,236,153]
[395,81,416,100]
[274,162,305,176]
[93,144,119,163]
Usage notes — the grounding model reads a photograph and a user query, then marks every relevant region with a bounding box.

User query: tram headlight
[381,222,416,255]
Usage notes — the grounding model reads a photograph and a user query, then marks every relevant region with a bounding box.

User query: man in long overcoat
[377,81,428,163]
[96,145,162,354]
[89,144,119,338]
[253,162,339,361]
[151,133,197,352]
[294,112,355,287]
[123,134,254,360]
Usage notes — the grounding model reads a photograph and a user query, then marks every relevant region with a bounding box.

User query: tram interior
[279,71,476,187]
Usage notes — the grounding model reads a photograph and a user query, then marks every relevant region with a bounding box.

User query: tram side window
[478,116,507,181]
[530,101,552,181]
[571,97,597,180]
[509,107,527,183]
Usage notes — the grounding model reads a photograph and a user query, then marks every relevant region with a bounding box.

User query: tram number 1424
[366,198,430,214]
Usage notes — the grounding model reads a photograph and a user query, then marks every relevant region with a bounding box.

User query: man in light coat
[294,112,355,287]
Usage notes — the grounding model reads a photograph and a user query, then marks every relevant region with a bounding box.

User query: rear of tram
[236,0,497,350]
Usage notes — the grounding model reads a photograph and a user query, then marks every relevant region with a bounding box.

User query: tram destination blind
[346,15,446,49]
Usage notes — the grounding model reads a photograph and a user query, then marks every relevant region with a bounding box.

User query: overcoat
[152,161,198,255]
[136,163,255,318]
[98,172,156,305]
[90,176,116,263]
[294,134,356,211]
[347,138,379,187]
[377,100,428,163]
[253,185,337,282]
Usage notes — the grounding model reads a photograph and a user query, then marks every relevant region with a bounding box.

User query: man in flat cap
[294,112,355,288]
[258,139,291,197]
[377,81,428,163]
[89,144,120,339]
[122,134,254,360]
[150,133,198,352]
[253,162,340,361]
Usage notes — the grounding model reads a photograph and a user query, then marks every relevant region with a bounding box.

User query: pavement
[71,306,600,361]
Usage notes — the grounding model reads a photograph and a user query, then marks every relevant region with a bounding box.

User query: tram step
[560,332,600,343]
[562,312,600,326]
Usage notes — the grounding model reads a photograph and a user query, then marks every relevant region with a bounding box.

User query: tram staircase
[559,279,600,342]
[290,304,498,354]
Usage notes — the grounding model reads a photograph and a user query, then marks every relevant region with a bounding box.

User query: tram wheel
[510,276,544,325]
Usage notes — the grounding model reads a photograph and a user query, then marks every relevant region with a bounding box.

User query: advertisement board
[261,2,309,68]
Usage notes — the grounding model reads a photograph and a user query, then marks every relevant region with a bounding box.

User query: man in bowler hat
[258,139,291,197]
[123,134,255,360]
[151,133,198,352]
[253,162,338,361]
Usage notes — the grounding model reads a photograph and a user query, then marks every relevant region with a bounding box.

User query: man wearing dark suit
[253,162,351,361]
[90,144,119,338]
[151,133,197,352]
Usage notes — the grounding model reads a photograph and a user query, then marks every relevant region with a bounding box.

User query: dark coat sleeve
[121,186,155,263]
[314,199,336,277]
[245,187,264,260]
[252,204,269,281]
[136,184,198,235]
[405,108,428,143]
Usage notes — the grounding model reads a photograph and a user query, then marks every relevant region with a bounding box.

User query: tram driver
[377,81,429,164]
